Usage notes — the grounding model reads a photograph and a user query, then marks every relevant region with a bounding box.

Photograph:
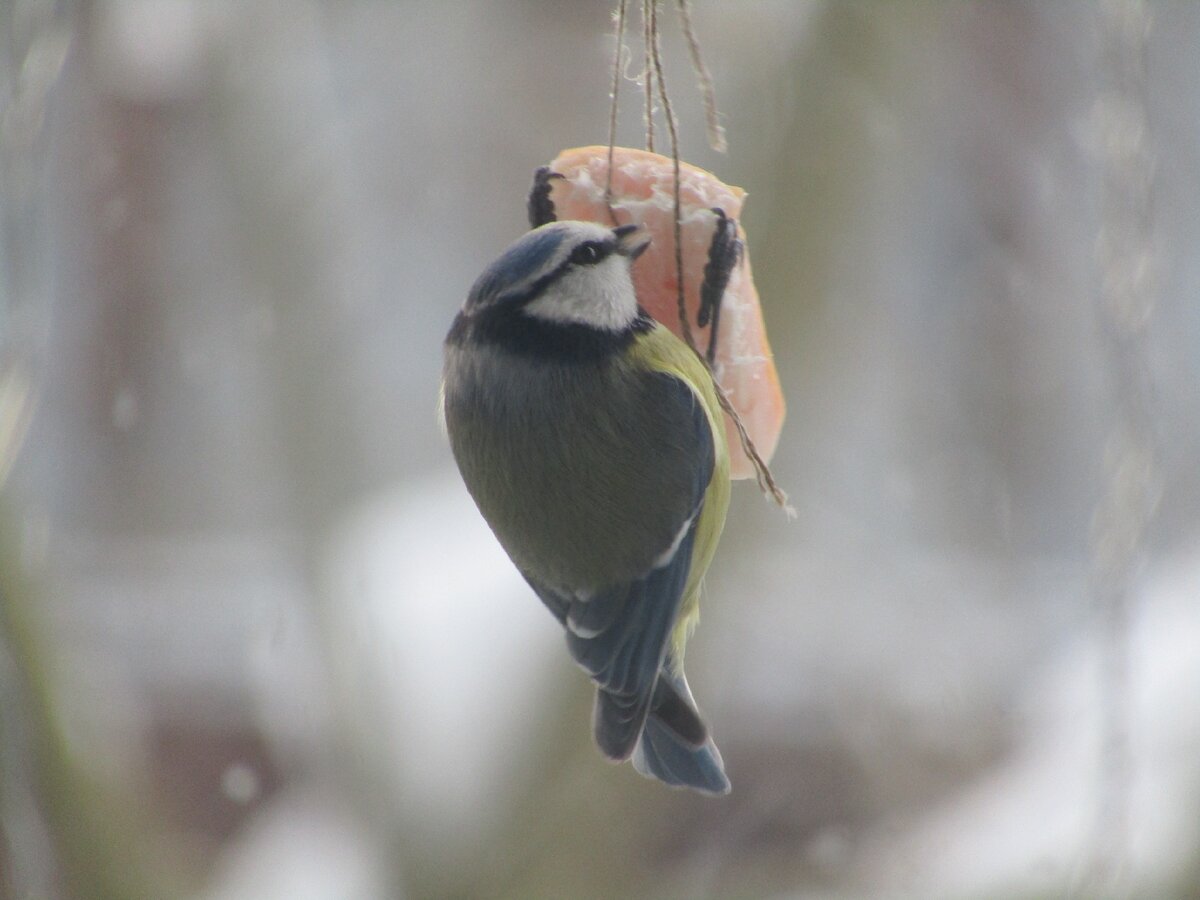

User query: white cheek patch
[522,257,639,332]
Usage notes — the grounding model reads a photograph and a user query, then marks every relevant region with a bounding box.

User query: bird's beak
[613,223,651,260]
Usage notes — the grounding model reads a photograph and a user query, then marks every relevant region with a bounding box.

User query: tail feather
[648,672,708,747]
[593,686,654,760]
[633,716,730,795]
[631,667,730,795]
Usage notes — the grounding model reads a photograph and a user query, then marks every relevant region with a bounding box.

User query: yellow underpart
[628,324,731,665]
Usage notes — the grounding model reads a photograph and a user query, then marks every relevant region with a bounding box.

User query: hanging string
[643,0,790,511]
[604,0,628,225]
[646,10,692,353]
[641,0,656,153]
[1079,1,1159,894]
[675,0,727,153]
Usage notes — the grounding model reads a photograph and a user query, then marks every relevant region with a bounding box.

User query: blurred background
[2,2,1198,898]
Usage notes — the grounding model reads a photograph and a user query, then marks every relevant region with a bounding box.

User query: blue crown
[467,225,571,310]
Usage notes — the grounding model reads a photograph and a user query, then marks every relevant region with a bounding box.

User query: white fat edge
[605,156,743,214]
[564,162,742,223]
[521,253,639,331]
[571,164,601,201]
[721,265,771,368]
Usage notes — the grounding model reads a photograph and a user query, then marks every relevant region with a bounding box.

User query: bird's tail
[631,667,730,795]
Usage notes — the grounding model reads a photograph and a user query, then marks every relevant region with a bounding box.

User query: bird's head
[465,221,650,332]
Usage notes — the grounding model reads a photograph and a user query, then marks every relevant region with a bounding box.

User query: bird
[441,219,731,794]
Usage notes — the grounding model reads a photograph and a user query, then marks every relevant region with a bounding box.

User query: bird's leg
[527,166,564,228]
[697,207,741,366]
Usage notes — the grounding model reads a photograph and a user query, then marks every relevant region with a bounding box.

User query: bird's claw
[527,166,564,228]
[698,207,741,365]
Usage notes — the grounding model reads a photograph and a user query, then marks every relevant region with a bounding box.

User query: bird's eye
[570,241,607,266]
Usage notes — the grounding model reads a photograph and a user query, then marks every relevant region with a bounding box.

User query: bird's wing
[526,370,715,761]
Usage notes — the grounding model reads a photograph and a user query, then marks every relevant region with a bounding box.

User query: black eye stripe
[491,237,617,309]
[569,241,611,266]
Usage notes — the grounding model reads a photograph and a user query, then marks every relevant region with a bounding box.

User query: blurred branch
[1084,0,1161,894]
[0,519,63,899]
[0,0,64,889]
[0,4,174,897]
[0,510,169,900]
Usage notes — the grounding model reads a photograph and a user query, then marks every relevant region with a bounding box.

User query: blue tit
[441,220,732,795]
